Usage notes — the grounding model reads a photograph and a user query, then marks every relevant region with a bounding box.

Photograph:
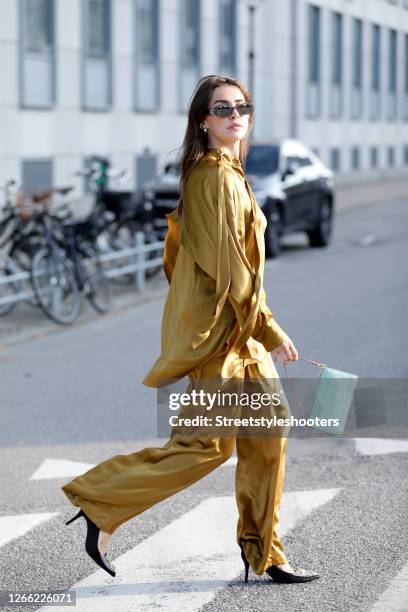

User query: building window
[330,12,343,118]
[219,0,237,76]
[306,4,321,117]
[388,29,397,119]
[82,0,112,110]
[22,159,53,192]
[351,146,360,170]
[351,17,363,119]
[135,149,157,190]
[403,144,408,164]
[403,34,408,120]
[179,0,201,111]
[370,146,378,168]
[19,0,55,108]
[387,146,395,167]
[134,0,160,111]
[330,148,341,171]
[370,24,381,120]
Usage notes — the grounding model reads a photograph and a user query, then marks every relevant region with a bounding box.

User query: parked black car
[138,139,335,258]
[243,139,335,257]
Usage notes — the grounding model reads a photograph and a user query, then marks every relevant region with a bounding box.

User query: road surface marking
[355,438,408,456]
[30,459,95,480]
[0,513,58,547]
[370,561,408,611]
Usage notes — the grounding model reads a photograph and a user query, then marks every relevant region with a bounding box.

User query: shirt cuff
[261,320,289,352]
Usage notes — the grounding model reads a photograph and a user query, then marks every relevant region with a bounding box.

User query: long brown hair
[173,74,254,213]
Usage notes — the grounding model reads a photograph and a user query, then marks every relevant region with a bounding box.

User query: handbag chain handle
[282,356,327,419]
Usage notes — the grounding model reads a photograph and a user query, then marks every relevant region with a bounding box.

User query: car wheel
[307,197,333,248]
[265,207,282,259]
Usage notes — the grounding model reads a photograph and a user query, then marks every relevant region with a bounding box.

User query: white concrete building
[1,0,408,205]
[267,0,408,183]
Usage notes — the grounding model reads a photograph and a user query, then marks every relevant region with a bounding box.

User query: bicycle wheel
[79,242,113,314]
[9,241,43,309]
[0,250,22,316]
[31,247,81,325]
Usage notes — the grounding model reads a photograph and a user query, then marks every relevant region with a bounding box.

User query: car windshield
[244,145,280,176]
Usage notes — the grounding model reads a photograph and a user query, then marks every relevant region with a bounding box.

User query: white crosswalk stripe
[354,438,408,456]
[29,459,95,480]
[370,561,408,611]
[0,513,58,548]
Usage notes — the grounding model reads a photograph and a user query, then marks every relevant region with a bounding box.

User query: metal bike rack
[0,231,165,309]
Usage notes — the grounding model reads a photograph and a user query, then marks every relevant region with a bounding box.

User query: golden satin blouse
[142,148,289,388]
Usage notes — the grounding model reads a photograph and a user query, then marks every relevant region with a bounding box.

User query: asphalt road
[0,196,407,612]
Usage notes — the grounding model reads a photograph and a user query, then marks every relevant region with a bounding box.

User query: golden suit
[61,148,291,573]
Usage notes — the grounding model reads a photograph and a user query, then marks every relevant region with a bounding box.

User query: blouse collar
[204,147,244,174]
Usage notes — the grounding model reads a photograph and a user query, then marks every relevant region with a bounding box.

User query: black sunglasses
[207,103,255,118]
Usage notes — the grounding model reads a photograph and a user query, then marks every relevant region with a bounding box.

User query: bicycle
[74,157,163,283]
[30,197,81,325]
[30,191,112,325]
[0,178,46,314]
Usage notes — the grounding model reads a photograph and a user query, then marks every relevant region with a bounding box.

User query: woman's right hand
[271,337,299,364]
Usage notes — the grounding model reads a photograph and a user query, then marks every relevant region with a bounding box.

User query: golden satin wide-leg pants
[61,350,290,574]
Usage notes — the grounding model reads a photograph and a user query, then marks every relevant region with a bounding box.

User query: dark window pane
[88,0,109,58]
[183,0,199,67]
[308,5,320,83]
[351,146,360,169]
[24,0,52,53]
[137,0,157,64]
[353,18,363,88]
[22,159,53,192]
[332,12,342,85]
[405,34,408,94]
[244,145,280,176]
[389,29,397,92]
[331,148,340,171]
[219,0,236,73]
[403,144,408,165]
[388,146,394,167]
[370,147,378,168]
[372,25,381,91]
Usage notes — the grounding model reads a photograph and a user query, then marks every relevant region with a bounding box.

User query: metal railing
[0,231,164,309]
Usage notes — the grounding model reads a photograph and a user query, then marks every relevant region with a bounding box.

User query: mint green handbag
[283,356,359,435]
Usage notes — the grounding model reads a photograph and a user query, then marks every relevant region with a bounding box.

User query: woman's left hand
[271,337,299,364]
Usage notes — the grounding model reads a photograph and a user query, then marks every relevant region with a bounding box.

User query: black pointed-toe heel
[265,564,320,583]
[238,540,319,585]
[238,541,250,583]
[65,509,116,577]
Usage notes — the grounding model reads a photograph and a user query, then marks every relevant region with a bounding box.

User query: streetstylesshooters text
[167,389,340,429]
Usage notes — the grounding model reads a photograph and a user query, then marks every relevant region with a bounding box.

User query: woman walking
[62,74,319,584]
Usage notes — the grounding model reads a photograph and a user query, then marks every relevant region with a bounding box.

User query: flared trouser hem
[61,351,290,574]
